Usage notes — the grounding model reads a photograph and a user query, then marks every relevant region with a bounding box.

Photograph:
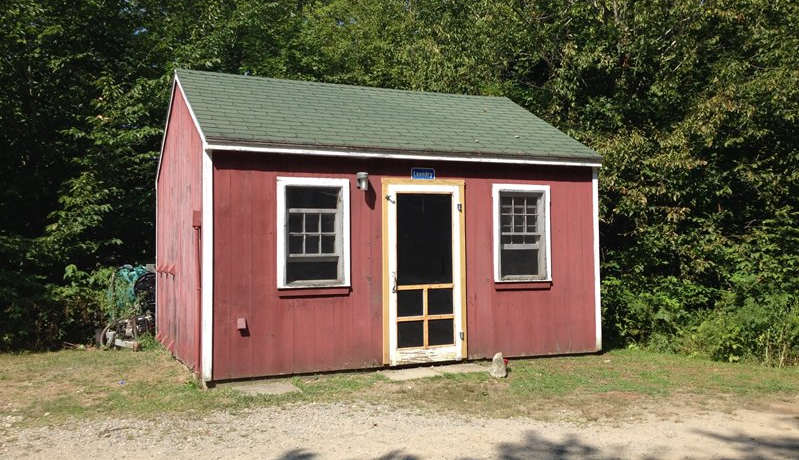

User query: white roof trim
[155,72,208,186]
[205,143,602,168]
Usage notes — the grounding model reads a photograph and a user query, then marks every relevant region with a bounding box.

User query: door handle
[392,271,397,293]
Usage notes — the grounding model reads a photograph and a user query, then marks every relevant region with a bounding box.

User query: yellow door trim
[381,178,467,365]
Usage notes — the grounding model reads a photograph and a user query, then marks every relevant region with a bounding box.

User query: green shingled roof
[175,69,601,163]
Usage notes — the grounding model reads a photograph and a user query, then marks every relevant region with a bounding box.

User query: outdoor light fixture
[356,172,369,191]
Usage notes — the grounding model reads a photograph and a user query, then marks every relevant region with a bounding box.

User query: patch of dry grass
[1,346,797,429]
[354,349,799,421]
[0,347,243,427]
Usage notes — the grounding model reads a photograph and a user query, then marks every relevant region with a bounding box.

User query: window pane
[288,213,303,232]
[305,213,320,232]
[286,260,338,283]
[397,194,452,285]
[428,289,453,315]
[514,215,524,232]
[501,248,539,278]
[428,319,454,346]
[397,321,424,348]
[289,236,304,255]
[501,215,512,232]
[305,235,320,254]
[397,290,423,317]
[321,235,335,254]
[287,186,339,209]
[321,214,335,232]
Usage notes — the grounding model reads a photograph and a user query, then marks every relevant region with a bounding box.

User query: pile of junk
[96,264,156,350]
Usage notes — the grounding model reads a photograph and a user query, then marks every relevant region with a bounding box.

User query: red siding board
[212,163,232,378]
[251,179,273,375]
[156,88,202,373]
[367,194,385,366]
[208,153,598,379]
[230,166,254,376]
[271,293,294,375]
[465,178,496,358]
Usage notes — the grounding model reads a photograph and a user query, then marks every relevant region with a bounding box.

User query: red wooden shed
[156,69,602,384]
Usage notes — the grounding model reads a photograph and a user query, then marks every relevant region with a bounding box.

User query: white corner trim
[206,142,602,169]
[491,183,552,283]
[275,177,351,289]
[201,148,214,382]
[592,168,602,351]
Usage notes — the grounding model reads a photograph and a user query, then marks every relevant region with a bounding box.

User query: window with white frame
[492,184,551,282]
[277,177,350,288]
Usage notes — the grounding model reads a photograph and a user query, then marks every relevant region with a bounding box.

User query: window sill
[494,280,552,291]
[277,286,351,298]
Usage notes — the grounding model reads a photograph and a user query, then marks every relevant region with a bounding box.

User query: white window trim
[492,183,552,283]
[276,177,351,289]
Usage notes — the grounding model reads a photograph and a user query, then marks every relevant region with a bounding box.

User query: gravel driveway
[3,400,798,459]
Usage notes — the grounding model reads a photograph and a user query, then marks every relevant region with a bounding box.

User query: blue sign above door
[411,167,436,180]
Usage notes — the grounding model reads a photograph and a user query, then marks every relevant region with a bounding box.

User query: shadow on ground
[693,428,799,460]
[270,428,799,460]
[275,449,419,460]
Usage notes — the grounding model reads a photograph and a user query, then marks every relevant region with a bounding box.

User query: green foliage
[0,0,158,349]
[582,1,799,365]
[102,265,151,321]
[136,333,161,351]
[1,0,797,364]
[602,275,711,351]
[687,209,799,365]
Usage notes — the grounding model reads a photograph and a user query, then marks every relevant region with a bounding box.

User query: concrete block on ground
[224,381,300,396]
[433,363,487,374]
[379,367,441,381]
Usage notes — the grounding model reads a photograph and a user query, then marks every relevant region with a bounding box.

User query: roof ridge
[175,68,511,102]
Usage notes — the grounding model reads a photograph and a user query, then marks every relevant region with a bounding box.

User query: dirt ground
[2,398,798,460]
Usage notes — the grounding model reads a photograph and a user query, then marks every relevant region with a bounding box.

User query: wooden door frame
[381,178,467,365]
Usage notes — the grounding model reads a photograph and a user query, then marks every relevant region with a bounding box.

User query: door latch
[459,332,464,340]
[391,271,397,293]
[385,194,395,204]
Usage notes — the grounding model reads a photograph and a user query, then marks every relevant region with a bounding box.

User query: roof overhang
[158,70,601,183]
[204,139,603,169]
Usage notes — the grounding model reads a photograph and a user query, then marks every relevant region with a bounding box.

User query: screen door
[384,180,465,365]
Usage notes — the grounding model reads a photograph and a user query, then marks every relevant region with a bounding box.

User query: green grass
[1,346,797,428]
[291,372,387,397]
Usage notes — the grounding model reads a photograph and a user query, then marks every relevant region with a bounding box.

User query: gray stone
[488,352,507,378]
